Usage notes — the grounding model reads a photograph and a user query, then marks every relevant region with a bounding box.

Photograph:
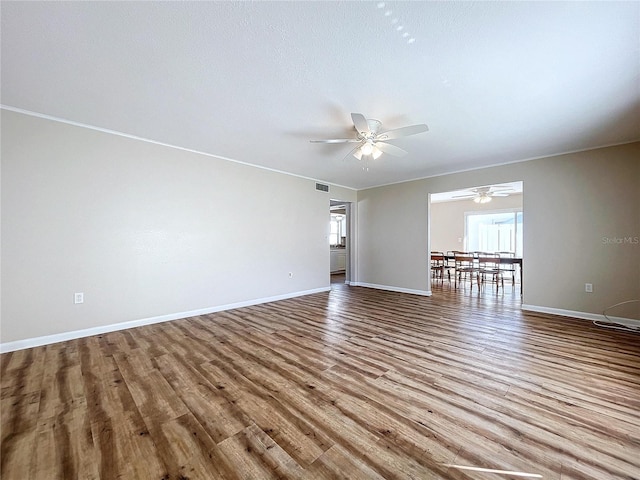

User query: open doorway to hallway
[330,200,350,285]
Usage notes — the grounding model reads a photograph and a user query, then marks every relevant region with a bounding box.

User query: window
[330,214,346,246]
[465,210,523,255]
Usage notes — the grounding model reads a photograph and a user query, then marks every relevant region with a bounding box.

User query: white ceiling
[2,1,639,190]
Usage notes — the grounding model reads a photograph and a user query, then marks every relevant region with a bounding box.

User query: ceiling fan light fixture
[360,142,374,156]
[474,194,492,204]
[353,148,363,160]
[372,146,383,159]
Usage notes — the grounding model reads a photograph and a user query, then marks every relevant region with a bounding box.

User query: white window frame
[329,214,346,246]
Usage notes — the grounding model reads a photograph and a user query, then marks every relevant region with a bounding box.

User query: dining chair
[477,252,504,293]
[497,251,517,287]
[453,252,478,291]
[445,251,457,278]
[430,251,450,284]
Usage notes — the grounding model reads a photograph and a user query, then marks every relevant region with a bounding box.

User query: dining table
[442,253,523,294]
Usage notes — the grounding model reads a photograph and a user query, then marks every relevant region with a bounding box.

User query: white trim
[5,105,636,194]
[351,282,432,297]
[359,140,640,190]
[0,105,357,191]
[0,287,331,353]
[521,304,640,328]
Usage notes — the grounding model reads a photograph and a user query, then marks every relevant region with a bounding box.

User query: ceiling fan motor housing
[365,119,382,136]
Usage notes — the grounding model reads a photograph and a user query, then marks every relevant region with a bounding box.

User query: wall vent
[315,183,329,192]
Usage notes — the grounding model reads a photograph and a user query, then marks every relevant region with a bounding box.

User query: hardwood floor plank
[0,346,47,399]
[200,355,331,466]
[155,354,251,443]
[113,352,189,423]
[86,357,168,479]
[32,406,100,480]
[304,444,387,480]
[217,423,305,480]
[0,426,37,480]
[1,392,40,441]
[447,447,554,480]
[147,412,240,480]
[1,282,639,479]
[504,385,640,451]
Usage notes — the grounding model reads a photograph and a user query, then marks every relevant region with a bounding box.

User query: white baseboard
[351,282,431,297]
[0,287,331,353]
[521,304,640,328]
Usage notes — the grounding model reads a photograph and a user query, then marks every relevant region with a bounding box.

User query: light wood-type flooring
[2,279,639,479]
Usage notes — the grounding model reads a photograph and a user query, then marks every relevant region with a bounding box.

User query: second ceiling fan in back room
[452,186,515,204]
[311,113,429,161]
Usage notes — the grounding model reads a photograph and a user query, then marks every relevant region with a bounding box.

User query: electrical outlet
[74,292,84,304]
[585,283,593,293]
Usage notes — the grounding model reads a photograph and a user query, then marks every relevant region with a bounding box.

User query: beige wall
[1,110,355,345]
[2,108,638,347]
[430,194,523,253]
[357,142,640,318]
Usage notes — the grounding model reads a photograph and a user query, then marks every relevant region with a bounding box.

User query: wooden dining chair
[453,252,478,290]
[445,251,457,280]
[497,251,517,287]
[477,252,504,293]
[445,251,457,266]
[430,252,450,284]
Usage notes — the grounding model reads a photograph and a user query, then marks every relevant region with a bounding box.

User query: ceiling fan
[311,113,428,161]
[452,186,513,204]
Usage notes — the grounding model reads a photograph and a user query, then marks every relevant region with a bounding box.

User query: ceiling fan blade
[492,193,510,197]
[310,138,361,143]
[451,194,476,199]
[375,142,408,157]
[351,113,370,136]
[343,146,361,161]
[376,124,429,141]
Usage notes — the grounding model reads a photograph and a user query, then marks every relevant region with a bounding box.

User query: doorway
[330,200,350,285]
[428,181,523,295]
